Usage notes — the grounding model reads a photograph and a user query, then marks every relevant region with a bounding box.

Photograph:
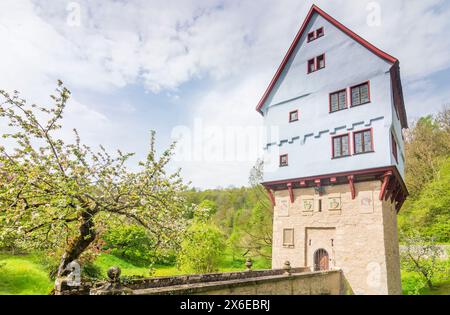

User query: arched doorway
[314,248,329,271]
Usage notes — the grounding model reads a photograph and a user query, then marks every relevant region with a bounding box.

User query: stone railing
[57,260,350,295]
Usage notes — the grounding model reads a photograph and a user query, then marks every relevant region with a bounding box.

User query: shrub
[177,222,225,274]
[102,225,156,267]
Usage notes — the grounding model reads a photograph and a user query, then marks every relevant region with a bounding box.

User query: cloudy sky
[0,0,449,189]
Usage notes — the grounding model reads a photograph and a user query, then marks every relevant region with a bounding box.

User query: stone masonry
[271,180,402,295]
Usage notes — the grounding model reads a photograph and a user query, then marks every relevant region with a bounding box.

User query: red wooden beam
[379,171,393,200]
[347,175,356,200]
[330,177,337,183]
[300,180,307,187]
[384,178,396,201]
[287,182,295,203]
[390,183,401,203]
[266,187,276,206]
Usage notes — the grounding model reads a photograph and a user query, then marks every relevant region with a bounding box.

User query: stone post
[90,266,133,295]
[245,258,253,272]
[283,261,292,275]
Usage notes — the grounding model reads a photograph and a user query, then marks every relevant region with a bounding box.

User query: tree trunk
[56,210,96,278]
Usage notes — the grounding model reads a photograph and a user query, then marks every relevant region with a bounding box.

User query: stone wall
[271,180,402,295]
[133,270,345,295]
[91,268,348,295]
[59,267,350,295]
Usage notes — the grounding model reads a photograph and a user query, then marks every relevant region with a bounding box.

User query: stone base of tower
[270,180,402,295]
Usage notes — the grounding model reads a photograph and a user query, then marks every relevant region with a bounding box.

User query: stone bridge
[57,262,352,295]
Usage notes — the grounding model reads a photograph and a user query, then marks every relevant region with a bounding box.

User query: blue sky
[0,0,449,189]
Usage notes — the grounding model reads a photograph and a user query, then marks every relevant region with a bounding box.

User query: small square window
[330,89,347,112]
[307,31,316,42]
[351,82,370,107]
[316,27,324,38]
[354,129,373,154]
[280,154,288,167]
[283,228,294,247]
[289,110,299,122]
[317,54,325,70]
[332,134,350,158]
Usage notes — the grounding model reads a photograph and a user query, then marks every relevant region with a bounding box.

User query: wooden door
[314,248,329,271]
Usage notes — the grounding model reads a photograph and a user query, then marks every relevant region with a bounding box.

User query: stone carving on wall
[277,197,290,217]
[328,197,342,211]
[359,191,374,213]
[302,199,314,212]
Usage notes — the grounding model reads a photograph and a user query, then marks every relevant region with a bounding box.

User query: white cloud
[0,0,449,188]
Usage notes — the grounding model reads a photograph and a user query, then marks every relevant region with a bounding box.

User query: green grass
[401,270,450,295]
[0,253,53,295]
[1,251,447,295]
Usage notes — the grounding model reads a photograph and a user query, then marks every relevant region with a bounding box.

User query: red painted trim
[279,154,288,167]
[262,166,405,188]
[307,27,325,43]
[353,128,374,155]
[256,4,398,114]
[300,180,307,187]
[266,187,276,206]
[287,182,294,203]
[390,63,408,129]
[348,175,356,200]
[329,88,348,113]
[350,81,371,107]
[391,132,398,163]
[289,109,299,123]
[379,171,393,200]
[330,177,337,183]
[331,132,351,159]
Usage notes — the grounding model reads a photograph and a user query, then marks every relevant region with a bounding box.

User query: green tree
[0,82,187,280]
[177,222,225,273]
[400,231,446,290]
[102,225,156,266]
[404,108,450,197]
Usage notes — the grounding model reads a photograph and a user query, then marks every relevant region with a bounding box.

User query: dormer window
[351,82,370,107]
[307,54,325,74]
[280,154,288,167]
[307,27,325,42]
[289,110,299,122]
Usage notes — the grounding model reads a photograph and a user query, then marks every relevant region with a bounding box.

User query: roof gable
[256,5,402,118]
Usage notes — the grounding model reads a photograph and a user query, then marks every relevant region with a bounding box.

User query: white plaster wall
[261,12,404,182]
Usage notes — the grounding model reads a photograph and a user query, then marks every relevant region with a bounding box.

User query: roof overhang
[262,166,408,212]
